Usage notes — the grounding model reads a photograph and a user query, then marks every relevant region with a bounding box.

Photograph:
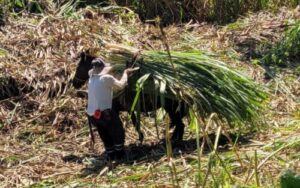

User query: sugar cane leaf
[0,48,8,57]
[129,73,151,116]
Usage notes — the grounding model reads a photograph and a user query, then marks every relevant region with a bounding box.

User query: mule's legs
[165,99,186,141]
[168,111,185,141]
[112,97,144,143]
[172,118,185,141]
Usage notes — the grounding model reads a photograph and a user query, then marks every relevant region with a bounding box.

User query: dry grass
[0,5,299,187]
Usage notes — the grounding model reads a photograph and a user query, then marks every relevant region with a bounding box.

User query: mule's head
[72,52,95,89]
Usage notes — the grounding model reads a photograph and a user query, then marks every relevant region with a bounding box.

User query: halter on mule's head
[72,52,95,89]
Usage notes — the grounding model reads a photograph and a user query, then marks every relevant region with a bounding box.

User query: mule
[72,52,187,141]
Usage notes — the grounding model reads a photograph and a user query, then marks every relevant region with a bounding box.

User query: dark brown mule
[72,52,187,142]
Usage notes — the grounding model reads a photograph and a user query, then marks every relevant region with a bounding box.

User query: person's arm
[108,68,140,89]
[112,71,128,89]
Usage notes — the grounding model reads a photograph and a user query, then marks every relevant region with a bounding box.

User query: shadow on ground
[62,133,251,177]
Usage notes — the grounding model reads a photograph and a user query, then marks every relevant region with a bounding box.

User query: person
[86,57,138,161]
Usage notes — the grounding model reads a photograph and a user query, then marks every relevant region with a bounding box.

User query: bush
[262,21,300,67]
[114,0,299,24]
[0,0,46,13]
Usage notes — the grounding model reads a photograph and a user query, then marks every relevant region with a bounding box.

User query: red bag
[93,109,102,120]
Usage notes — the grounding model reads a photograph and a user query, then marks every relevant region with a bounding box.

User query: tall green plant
[262,21,300,67]
[56,0,80,17]
[115,0,299,24]
[0,0,45,13]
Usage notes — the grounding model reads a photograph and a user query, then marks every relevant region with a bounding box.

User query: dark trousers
[88,109,125,160]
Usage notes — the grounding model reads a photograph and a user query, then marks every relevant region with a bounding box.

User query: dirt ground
[0,6,299,187]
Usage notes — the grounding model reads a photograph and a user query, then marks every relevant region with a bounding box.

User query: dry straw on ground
[0,6,299,187]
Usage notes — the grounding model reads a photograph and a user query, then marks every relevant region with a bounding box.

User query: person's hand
[125,67,140,76]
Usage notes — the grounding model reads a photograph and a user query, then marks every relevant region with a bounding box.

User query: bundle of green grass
[104,44,267,127]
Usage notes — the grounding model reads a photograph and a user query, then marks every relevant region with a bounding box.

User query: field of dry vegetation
[0,1,299,187]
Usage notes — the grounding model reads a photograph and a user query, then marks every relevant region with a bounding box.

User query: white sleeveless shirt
[87,72,128,116]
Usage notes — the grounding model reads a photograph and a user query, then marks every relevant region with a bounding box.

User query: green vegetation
[116,0,299,24]
[280,169,300,188]
[107,48,267,128]
[0,0,46,13]
[28,180,55,188]
[1,0,299,23]
[262,21,300,67]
